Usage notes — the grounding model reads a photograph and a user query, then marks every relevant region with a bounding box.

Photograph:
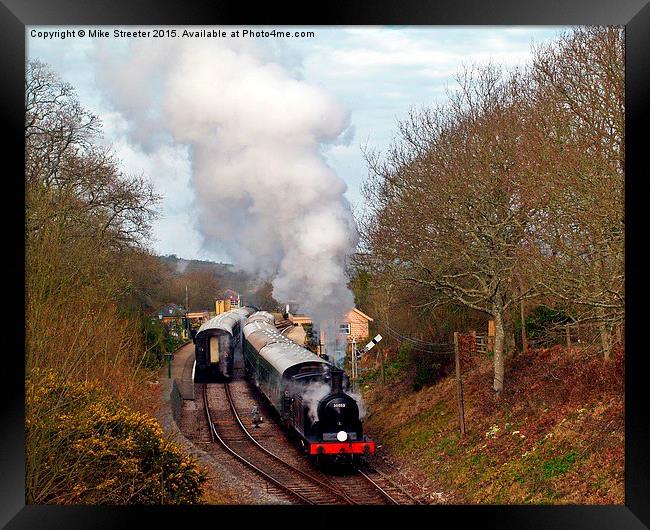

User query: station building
[288,307,374,345]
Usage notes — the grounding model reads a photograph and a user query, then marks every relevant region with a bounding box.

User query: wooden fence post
[520,299,528,353]
[453,332,466,436]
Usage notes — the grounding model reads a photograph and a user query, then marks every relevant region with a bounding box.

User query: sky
[27,25,567,263]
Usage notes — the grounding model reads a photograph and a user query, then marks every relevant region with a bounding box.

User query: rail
[357,463,423,505]
[222,382,358,505]
[203,383,357,504]
[203,380,422,505]
[202,383,315,504]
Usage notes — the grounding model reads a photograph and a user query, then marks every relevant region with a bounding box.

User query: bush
[141,317,167,369]
[26,369,205,504]
[525,305,572,346]
[410,348,443,391]
[397,342,444,391]
[141,317,187,370]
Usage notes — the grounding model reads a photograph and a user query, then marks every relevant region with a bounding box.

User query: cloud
[28,25,565,267]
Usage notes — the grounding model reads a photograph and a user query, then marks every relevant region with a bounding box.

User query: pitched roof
[350,307,373,322]
[159,303,186,317]
[287,307,373,324]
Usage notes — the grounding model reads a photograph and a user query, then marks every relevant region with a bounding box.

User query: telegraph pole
[356,335,383,392]
[453,332,466,436]
[351,339,357,393]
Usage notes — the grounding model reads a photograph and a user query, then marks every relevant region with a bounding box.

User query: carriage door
[209,335,219,363]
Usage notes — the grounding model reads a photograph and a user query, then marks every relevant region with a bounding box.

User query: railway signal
[350,335,383,392]
[361,334,383,355]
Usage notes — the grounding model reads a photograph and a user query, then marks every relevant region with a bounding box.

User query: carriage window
[209,336,219,363]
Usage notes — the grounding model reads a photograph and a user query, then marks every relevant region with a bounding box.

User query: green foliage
[525,305,572,344]
[397,342,444,391]
[543,451,577,479]
[360,342,446,390]
[26,369,205,504]
[411,348,443,391]
[141,317,186,370]
[141,317,167,369]
[397,342,412,366]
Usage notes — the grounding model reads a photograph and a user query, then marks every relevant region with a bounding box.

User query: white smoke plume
[296,380,368,424]
[175,258,190,274]
[299,381,332,424]
[92,36,357,341]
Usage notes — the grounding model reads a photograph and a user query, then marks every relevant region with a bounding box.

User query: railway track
[202,382,356,505]
[200,378,423,505]
[356,464,422,504]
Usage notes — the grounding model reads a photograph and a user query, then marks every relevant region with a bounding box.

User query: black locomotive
[242,311,375,461]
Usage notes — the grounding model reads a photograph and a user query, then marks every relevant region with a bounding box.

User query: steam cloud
[299,381,332,424]
[92,37,357,343]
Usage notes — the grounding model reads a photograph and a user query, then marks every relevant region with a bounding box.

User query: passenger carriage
[193,306,256,382]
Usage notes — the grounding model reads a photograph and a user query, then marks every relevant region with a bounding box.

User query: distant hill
[156,254,279,312]
[159,254,234,275]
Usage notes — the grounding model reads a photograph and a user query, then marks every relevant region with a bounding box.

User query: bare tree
[26,60,160,252]
[522,27,624,358]
[362,65,539,393]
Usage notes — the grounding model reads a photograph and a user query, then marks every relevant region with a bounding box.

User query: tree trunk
[508,331,516,357]
[520,299,528,353]
[600,322,612,360]
[493,309,505,393]
[598,307,612,360]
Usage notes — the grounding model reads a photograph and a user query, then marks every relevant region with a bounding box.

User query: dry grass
[363,346,624,504]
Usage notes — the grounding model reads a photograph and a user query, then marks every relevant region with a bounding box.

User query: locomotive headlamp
[337,430,348,442]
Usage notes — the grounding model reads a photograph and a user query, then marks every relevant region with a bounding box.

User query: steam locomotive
[193,306,256,382]
[242,311,375,462]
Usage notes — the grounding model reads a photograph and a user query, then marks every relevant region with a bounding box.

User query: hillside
[159,254,234,275]
[156,254,279,312]
[361,346,624,504]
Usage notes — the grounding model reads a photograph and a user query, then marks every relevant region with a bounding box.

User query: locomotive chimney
[330,367,343,394]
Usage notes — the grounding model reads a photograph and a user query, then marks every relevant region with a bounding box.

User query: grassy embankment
[361,346,624,504]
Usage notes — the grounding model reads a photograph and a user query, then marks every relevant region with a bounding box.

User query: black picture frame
[3,1,648,528]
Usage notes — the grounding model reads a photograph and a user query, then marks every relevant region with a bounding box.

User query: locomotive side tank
[193,306,256,383]
[243,311,375,459]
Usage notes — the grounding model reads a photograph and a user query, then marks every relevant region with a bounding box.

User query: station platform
[162,342,194,414]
